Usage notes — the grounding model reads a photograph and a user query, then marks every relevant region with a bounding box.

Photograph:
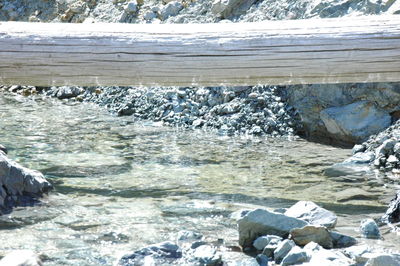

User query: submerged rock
[118,241,182,265]
[237,209,307,248]
[285,201,337,228]
[0,152,52,212]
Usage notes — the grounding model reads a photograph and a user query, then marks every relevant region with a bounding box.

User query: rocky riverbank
[0,144,52,214]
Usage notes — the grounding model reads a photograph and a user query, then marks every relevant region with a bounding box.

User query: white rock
[285,201,337,228]
[281,246,309,266]
[0,250,42,266]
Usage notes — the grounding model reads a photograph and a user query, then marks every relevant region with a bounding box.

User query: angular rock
[382,191,400,223]
[255,254,269,266]
[360,219,381,239]
[0,153,52,211]
[160,1,183,20]
[285,201,337,228]
[329,231,357,248]
[262,238,282,258]
[281,246,309,266]
[344,245,372,264]
[320,101,391,143]
[253,235,282,251]
[238,209,308,248]
[274,239,296,264]
[211,0,257,18]
[118,241,182,265]
[0,250,42,266]
[290,225,333,249]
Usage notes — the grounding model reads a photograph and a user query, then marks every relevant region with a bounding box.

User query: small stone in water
[360,219,381,239]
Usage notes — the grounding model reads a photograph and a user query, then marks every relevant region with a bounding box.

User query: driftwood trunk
[0,15,400,87]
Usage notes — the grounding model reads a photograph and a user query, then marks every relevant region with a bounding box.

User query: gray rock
[285,201,337,228]
[360,219,381,239]
[375,139,397,158]
[118,241,182,265]
[0,250,42,266]
[366,254,400,266]
[125,1,138,13]
[230,209,251,221]
[324,162,372,177]
[160,1,183,20]
[281,246,309,266]
[290,225,333,249]
[274,239,296,264]
[238,209,308,248]
[382,191,400,223]
[143,10,156,21]
[255,254,269,266]
[0,153,52,211]
[329,231,357,248]
[211,0,257,18]
[262,238,282,258]
[320,101,391,143]
[345,151,375,164]
[191,245,222,266]
[253,235,282,251]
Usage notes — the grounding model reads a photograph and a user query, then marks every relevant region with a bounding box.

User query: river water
[0,93,399,265]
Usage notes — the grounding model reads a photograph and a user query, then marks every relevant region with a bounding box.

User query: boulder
[237,209,308,248]
[290,225,333,249]
[160,1,183,20]
[285,201,337,228]
[0,152,52,212]
[360,219,381,239]
[274,239,296,264]
[329,231,357,248]
[0,250,42,266]
[118,241,182,265]
[344,245,372,264]
[281,246,309,266]
[320,101,391,143]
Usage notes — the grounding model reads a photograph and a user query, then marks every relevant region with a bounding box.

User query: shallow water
[0,93,399,265]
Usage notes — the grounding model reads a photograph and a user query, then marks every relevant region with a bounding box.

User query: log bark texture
[0,15,400,87]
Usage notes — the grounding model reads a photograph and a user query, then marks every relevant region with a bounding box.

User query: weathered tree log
[0,15,400,87]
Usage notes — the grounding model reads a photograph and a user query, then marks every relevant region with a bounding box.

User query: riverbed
[0,93,399,265]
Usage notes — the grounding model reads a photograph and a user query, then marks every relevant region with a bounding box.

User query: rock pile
[117,201,400,265]
[41,85,299,137]
[0,145,52,214]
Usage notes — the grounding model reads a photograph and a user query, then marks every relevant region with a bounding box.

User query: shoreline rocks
[0,146,52,214]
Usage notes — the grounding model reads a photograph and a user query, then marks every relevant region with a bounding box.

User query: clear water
[0,93,399,265]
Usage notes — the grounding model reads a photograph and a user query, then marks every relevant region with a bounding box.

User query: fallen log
[0,15,400,87]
